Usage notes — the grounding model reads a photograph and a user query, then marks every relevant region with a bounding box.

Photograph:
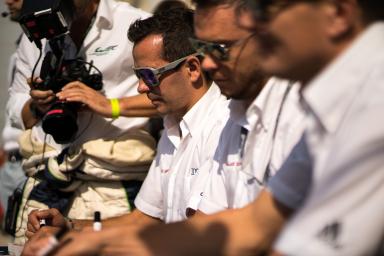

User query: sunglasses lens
[136,69,158,87]
[210,45,227,60]
[189,38,227,61]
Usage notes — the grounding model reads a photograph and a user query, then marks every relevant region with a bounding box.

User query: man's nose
[201,55,219,72]
[137,79,150,94]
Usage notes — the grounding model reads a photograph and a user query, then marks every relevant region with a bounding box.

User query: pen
[93,211,102,231]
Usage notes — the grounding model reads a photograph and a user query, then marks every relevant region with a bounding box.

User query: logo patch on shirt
[90,45,118,56]
[161,169,170,174]
[191,168,199,176]
[316,221,343,249]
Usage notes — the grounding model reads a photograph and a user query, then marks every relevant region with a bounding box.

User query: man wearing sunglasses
[187,0,306,220]
[22,8,231,255]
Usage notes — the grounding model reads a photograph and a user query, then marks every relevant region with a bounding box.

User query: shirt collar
[229,78,283,131]
[94,0,115,30]
[164,84,223,140]
[303,22,384,134]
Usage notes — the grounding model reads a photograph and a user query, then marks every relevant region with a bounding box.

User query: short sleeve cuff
[7,93,30,130]
[198,198,227,215]
[134,196,164,221]
[267,176,304,210]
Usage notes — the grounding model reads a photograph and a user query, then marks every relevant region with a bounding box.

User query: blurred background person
[0,0,27,237]
[7,0,157,244]
[22,8,231,255]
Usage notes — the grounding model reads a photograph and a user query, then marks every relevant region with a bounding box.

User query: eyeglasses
[189,35,254,61]
[244,0,312,21]
[133,53,200,87]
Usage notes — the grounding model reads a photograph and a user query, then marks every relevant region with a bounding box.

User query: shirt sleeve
[134,157,164,220]
[7,35,41,130]
[267,134,313,210]
[275,105,384,256]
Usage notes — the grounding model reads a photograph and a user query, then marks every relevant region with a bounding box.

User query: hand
[52,225,154,256]
[26,209,67,239]
[53,229,105,256]
[27,77,55,114]
[99,225,155,256]
[56,81,112,117]
[21,229,55,256]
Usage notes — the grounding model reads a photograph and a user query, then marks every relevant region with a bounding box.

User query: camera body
[39,55,103,144]
[19,0,103,144]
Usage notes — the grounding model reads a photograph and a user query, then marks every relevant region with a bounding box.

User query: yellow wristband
[110,98,120,119]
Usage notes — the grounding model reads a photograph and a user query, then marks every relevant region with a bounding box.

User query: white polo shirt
[134,84,230,223]
[7,0,150,151]
[274,22,384,255]
[198,78,306,213]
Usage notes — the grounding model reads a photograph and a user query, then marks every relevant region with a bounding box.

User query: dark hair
[128,8,195,62]
[153,0,189,15]
[358,0,384,23]
[191,0,238,8]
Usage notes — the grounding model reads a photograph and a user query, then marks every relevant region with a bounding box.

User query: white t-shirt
[135,84,230,223]
[198,78,306,213]
[7,0,150,151]
[274,22,384,256]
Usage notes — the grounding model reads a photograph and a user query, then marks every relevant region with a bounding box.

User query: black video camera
[18,0,103,144]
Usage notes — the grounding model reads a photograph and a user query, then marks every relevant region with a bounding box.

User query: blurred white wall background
[0,0,192,144]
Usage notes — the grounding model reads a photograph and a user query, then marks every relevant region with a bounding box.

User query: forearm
[21,99,39,129]
[103,209,161,228]
[137,190,291,256]
[118,94,158,117]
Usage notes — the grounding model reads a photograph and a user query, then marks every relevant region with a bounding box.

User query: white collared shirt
[2,48,22,151]
[274,22,384,256]
[198,78,305,213]
[7,0,150,151]
[134,84,230,223]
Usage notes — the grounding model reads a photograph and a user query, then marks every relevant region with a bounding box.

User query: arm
[91,189,292,256]
[21,89,55,129]
[7,35,56,130]
[24,209,161,256]
[56,81,158,118]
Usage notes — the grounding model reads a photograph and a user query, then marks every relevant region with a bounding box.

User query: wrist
[64,216,74,230]
[110,98,120,119]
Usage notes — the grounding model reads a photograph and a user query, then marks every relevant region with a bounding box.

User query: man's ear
[325,0,362,40]
[186,57,202,83]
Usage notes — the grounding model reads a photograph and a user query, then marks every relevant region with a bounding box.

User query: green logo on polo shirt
[90,45,118,56]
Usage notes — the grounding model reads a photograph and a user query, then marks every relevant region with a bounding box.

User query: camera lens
[42,101,78,144]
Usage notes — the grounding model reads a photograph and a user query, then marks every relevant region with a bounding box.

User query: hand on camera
[56,81,111,117]
[27,77,56,115]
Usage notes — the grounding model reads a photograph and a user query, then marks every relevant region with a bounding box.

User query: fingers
[27,77,43,89]
[28,209,44,232]
[27,209,62,232]
[56,81,94,102]
[60,81,87,91]
[30,89,55,104]
[21,231,51,256]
